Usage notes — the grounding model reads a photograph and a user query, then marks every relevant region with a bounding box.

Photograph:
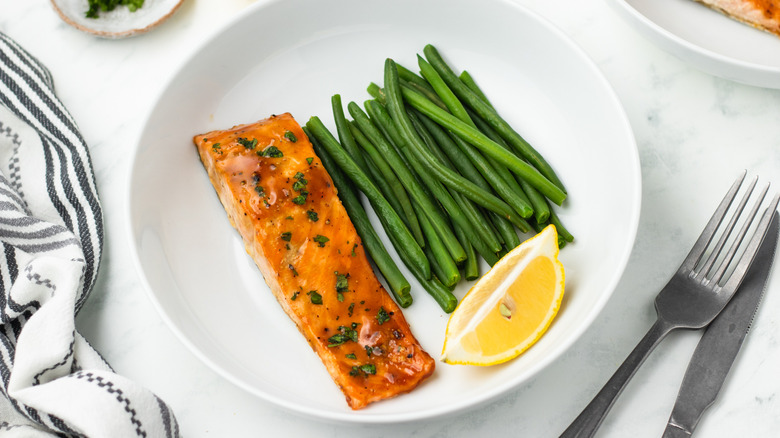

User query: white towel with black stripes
[0,32,179,437]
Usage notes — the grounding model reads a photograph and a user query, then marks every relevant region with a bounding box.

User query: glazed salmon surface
[193,113,434,409]
[695,0,780,36]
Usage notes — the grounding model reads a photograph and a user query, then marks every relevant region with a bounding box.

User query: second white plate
[607,0,780,89]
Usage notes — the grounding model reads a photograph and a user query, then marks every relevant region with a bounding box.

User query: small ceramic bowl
[50,0,184,39]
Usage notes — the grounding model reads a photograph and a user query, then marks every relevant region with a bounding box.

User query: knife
[662,212,779,438]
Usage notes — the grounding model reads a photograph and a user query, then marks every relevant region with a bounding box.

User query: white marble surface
[2,0,780,436]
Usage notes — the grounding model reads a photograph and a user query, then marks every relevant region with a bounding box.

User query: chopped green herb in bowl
[86,0,145,19]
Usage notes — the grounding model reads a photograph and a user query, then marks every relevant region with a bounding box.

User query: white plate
[127,0,640,423]
[607,0,780,89]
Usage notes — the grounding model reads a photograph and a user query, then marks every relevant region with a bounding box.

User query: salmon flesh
[193,113,435,409]
[693,0,780,36]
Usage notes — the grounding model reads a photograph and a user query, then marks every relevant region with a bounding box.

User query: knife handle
[662,425,692,438]
[560,318,675,438]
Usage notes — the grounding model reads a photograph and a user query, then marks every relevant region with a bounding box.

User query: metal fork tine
[680,170,746,273]
[721,192,780,291]
[709,182,768,285]
[698,176,759,279]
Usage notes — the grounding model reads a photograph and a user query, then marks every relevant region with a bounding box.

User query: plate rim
[125,0,642,423]
[606,0,780,89]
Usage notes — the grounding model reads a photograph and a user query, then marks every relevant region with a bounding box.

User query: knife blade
[662,212,779,438]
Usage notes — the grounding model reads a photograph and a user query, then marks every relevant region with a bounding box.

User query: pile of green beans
[305,45,573,313]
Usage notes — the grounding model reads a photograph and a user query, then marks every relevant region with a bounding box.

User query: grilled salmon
[193,113,435,409]
[693,0,780,37]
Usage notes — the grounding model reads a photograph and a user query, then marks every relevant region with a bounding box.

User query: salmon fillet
[693,0,780,36]
[193,113,435,409]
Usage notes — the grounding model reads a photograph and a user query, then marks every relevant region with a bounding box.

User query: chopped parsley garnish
[307,210,319,222]
[376,307,390,325]
[313,235,329,247]
[280,232,292,242]
[212,142,221,150]
[254,186,265,197]
[337,292,344,302]
[351,243,358,257]
[345,353,357,360]
[306,157,314,165]
[327,325,359,347]
[237,137,258,149]
[307,290,322,305]
[291,291,299,301]
[292,194,307,205]
[348,303,355,317]
[292,172,309,195]
[349,365,376,377]
[289,264,299,277]
[259,146,283,157]
[86,0,144,19]
[292,180,306,192]
[284,130,298,142]
[335,273,349,293]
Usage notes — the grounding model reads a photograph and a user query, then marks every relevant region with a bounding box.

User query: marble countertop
[2,0,780,436]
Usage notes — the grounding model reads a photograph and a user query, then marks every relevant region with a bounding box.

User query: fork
[560,171,780,438]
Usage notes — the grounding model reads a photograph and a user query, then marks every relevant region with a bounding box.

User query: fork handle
[560,318,676,438]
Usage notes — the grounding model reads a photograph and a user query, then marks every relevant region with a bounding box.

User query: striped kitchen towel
[0,32,179,437]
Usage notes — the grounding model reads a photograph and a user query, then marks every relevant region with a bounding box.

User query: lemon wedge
[441,225,565,365]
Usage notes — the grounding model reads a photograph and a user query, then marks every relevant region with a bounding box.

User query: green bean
[305,116,430,280]
[457,77,552,224]
[458,70,490,104]
[360,153,402,222]
[394,140,472,262]
[410,77,533,215]
[418,55,473,126]
[416,111,491,192]
[402,79,448,111]
[367,82,385,103]
[413,268,458,313]
[490,213,521,250]
[349,122,425,247]
[331,94,368,172]
[485,212,504,245]
[362,156,418,247]
[468,108,549,223]
[408,108,503,252]
[394,115,502,262]
[351,101,467,263]
[472,236,500,266]
[454,224,479,281]
[417,56,534,219]
[400,83,566,205]
[395,62,435,94]
[306,127,412,307]
[416,110,527,244]
[416,202,460,288]
[385,59,535,229]
[423,44,566,194]
[548,202,574,243]
[365,99,499,259]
